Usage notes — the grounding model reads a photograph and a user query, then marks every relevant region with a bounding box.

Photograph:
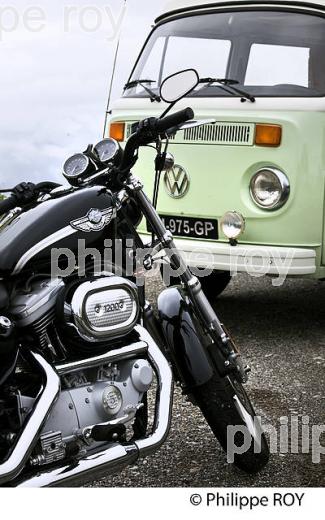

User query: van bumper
[140,234,317,276]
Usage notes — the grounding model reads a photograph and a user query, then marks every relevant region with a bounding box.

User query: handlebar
[0,181,61,216]
[118,107,194,178]
[156,107,194,134]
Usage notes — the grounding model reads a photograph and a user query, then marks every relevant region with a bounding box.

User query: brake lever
[164,120,216,138]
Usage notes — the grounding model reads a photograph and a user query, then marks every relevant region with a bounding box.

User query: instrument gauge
[63,153,90,179]
[94,138,121,164]
[63,153,93,184]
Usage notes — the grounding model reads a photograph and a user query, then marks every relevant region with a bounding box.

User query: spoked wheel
[192,373,269,473]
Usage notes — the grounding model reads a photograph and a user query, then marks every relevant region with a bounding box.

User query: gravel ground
[89,273,324,487]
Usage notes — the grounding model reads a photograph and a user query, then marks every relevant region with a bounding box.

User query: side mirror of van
[160,69,200,103]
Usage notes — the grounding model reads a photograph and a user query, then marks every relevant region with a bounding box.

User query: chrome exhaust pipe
[0,352,60,485]
[18,443,140,487]
[134,327,173,457]
[12,326,173,487]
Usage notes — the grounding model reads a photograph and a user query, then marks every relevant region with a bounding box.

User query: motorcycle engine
[8,275,153,467]
[15,357,153,467]
[10,275,140,354]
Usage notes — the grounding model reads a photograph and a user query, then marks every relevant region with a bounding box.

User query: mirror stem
[159,100,178,120]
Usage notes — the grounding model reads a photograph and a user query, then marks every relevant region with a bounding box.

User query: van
[105,0,325,298]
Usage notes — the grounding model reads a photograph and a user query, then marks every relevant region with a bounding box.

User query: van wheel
[161,268,231,300]
[200,270,231,301]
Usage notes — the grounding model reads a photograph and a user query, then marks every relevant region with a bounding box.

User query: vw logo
[164,165,190,199]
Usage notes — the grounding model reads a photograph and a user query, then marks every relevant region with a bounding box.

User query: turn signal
[109,122,125,142]
[255,124,282,147]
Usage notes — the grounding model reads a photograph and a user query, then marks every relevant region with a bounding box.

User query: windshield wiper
[199,77,255,103]
[124,79,161,103]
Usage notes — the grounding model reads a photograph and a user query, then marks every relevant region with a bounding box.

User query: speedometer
[94,138,121,164]
[63,153,90,180]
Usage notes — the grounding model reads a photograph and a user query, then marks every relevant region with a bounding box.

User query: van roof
[156,0,325,22]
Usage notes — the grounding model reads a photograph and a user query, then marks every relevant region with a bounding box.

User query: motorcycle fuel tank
[0,186,114,276]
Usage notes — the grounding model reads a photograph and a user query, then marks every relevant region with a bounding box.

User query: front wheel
[192,373,269,473]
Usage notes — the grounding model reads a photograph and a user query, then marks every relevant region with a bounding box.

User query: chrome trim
[70,207,116,233]
[68,277,140,342]
[0,352,60,485]
[0,207,22,230]
[178,119,216,130]
[187,276,200,289]
[250,167,290,211]
[11,278,64,326]
[80,168,110,187]
[56,339,148,376]
[0,316,12,330]
[134,327,173,457]
[12,226,77,275]
[164,164,190,199]
[126,175,143,192]
[162,231,173,246]
[19,444,139,488]
[13,325,173,487]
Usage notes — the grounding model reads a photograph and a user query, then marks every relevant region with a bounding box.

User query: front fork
[131,183,250,384]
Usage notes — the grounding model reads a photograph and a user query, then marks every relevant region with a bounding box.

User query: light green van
[106,0,325,296]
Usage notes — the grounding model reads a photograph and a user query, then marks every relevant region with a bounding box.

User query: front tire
[192,373,269,473]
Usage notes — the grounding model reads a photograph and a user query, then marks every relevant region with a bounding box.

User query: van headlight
[250,168,290,210]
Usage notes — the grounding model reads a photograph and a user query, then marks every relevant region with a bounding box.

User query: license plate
[148,215,219,240]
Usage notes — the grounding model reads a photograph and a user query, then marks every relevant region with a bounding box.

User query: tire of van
[199,270,231,301]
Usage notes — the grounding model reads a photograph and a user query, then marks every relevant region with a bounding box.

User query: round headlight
[250,168,290,210]
[221,211,245,240]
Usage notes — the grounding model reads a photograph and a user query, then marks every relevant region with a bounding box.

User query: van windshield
[125,10,325,98]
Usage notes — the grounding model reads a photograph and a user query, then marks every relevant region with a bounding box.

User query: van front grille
[171,122,255,146]
[125,121,255,146]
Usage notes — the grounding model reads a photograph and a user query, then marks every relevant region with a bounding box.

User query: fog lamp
[221,211,245,240]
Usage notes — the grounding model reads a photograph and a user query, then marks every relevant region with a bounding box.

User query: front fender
[157,287,214,390]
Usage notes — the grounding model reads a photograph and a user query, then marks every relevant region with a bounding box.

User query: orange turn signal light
[109,122,125,142]
[255,124,282,147]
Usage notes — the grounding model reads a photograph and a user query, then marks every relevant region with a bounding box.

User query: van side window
[246,44,310,88]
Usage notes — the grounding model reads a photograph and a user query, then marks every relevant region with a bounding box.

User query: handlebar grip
[0,195,17,215]
[156,107,194,134]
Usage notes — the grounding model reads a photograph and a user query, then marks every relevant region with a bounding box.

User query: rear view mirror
[160,69,199,104]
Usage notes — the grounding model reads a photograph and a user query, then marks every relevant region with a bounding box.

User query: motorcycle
[0,69,269,487]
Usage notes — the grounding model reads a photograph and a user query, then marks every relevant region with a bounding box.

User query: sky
[0,0,164,186]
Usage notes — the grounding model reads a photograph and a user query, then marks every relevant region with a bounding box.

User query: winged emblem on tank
[70,207,115,233]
